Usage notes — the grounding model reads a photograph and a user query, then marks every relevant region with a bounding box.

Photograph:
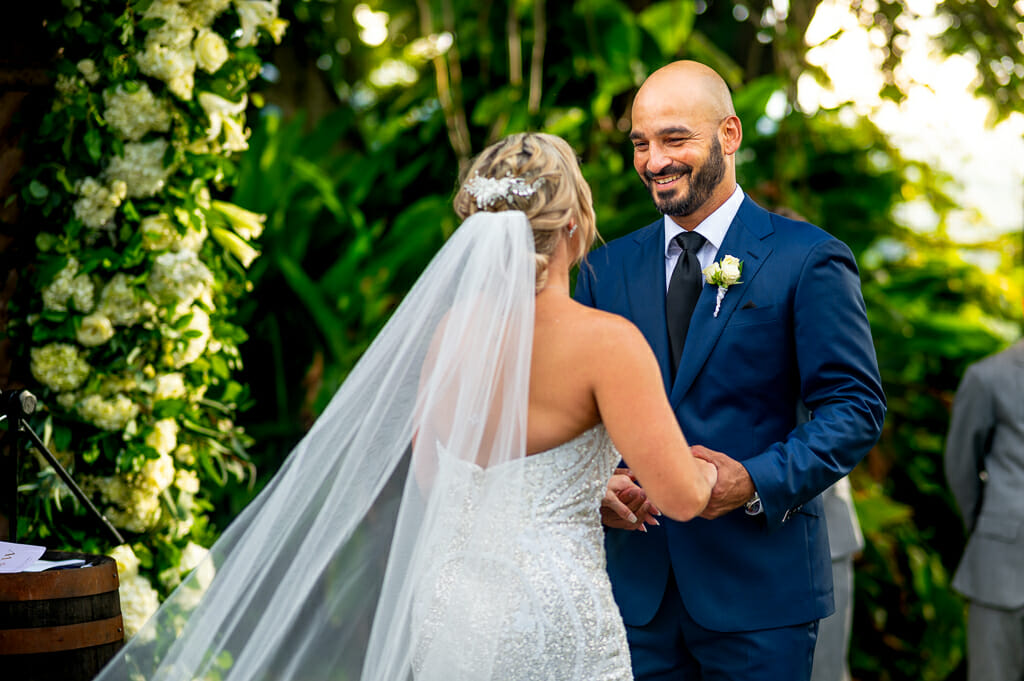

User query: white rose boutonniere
[702,255,743,317]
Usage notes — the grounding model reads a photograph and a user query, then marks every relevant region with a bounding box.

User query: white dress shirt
[663,185,745,291]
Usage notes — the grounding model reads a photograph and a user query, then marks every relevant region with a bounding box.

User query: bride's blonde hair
[453,133,597,291]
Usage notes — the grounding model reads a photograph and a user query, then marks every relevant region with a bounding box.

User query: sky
[796,0,1024,243]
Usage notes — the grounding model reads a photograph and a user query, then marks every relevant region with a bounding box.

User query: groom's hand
[690,445,755,519]
[601,469,661,531]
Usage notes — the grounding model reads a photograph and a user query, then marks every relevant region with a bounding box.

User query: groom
[575,61,885,680]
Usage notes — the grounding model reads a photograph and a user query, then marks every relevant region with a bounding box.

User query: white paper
[22,558,87,572]
[0,540,48,573]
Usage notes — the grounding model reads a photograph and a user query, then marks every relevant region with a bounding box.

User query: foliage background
[8,0,1023,677]
[231,2,1022,680]
[5,0,285,636]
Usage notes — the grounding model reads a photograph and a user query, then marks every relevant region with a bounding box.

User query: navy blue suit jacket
[574,197,885,632]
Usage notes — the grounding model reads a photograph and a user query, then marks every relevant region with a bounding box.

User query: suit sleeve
[743,237,886,530]
[943,364,993,531]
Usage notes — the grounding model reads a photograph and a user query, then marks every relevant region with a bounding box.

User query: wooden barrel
[0,551,124,681]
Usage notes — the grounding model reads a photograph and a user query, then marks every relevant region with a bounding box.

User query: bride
[95,132,716,681]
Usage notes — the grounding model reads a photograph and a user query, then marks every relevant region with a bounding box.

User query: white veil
[95,210,537,681]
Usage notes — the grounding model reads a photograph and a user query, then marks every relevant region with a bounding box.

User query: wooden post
[0,4,54,542]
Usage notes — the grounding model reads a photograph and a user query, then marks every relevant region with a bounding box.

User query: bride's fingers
[602,489,639,525]
[638,501,661,526]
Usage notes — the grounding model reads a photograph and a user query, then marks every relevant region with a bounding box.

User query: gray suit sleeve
[944,364,994,531]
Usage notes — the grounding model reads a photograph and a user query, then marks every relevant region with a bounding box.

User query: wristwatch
[744,492,763,516]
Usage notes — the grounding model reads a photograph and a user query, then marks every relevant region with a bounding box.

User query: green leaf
[210,354,230,380]
[29,180,50,200]
[84,128,103,164]
[153,399,187,419]
[277,256,349,363]
[638,1,695,58]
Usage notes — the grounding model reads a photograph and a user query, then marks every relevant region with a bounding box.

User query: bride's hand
[697,458,718,489]
[601,469,661,531]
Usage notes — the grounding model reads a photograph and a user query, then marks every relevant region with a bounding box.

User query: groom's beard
[644,137,726,217]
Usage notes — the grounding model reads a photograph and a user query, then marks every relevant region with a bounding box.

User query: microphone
[1,387,124,544]
[1,389,38,419]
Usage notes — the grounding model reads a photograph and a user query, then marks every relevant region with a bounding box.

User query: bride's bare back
[527,286,711,522]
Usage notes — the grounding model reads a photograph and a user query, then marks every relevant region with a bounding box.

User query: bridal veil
[94,210,538,681]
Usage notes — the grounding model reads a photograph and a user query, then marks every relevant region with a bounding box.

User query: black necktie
[666,231,706,373]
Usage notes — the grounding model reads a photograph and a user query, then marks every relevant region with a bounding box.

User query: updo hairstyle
[453,133,596,291]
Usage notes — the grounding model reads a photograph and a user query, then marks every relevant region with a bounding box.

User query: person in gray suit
[944,336,1024,681]
[797,400,864,681]
[812,477,864,681]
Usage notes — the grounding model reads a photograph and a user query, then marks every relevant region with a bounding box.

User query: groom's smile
[646,166,692,194]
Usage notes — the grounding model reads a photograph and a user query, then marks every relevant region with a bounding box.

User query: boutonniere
[702,255,743,317]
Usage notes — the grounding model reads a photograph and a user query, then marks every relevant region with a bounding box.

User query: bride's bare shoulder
[568,301,653,362]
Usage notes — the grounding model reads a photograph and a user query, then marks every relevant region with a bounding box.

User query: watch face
[744,494,762,516]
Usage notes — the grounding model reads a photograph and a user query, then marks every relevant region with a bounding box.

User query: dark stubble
[644,136,726,217]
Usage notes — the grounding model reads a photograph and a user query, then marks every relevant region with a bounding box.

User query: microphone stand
[1,388,125,545]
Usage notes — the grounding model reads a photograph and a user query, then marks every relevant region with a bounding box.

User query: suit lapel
[625,221,674,392]
[669,198,774,406]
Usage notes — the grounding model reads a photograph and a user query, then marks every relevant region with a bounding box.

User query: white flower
[143,452,176,492]
[76,59,100,84]
[187,0,233,27]
[174,222,209,252]
[97,273,156,327]
[145,419,179,457]
[193,28,229,73]
[30,344,92,392]
[143,0,196,48]
[140,213,178,251]
[702,255,744,318]
[154,372,187,400]
[198,92,249,151]
[108,544,140,579]
[211,226,260,267]
[147,250,214,308]
[78,393,139,431]
[174,469,201,495]
[73,177,128,229]
[211,200,265,241]
[102,83,172,141]
[41,257,95,312]
[56,392,79,410]
[105,139,173,199]
[174,443,196,465]
[118,573,160,639]
[180,541,210,576]
[134,0,197,100]
[76,313,115,347]
[234,0,283,47]
[718,255,742,284]
[170,306,212,368]
[265,17,289,43]
[54,74,84,97]
[136,43,196,100]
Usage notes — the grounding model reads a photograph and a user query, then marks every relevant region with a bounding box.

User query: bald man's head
[629,61,742,229]
[635,60,736,122]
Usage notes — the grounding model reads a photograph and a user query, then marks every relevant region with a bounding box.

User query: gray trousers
[967,601,1024,681]
[810,557,853,681]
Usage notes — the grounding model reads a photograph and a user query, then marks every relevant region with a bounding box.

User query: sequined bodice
[412,425,632,681]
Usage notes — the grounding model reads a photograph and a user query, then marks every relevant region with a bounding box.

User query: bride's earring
[567,221,577,238]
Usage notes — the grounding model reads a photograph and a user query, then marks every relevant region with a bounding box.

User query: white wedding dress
[412,426,632,681]
[93,212,632,681]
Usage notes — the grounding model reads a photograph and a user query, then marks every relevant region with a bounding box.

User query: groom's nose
[645,143,673,175]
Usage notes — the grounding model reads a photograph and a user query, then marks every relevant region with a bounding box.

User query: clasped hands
[601,445,755,529]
